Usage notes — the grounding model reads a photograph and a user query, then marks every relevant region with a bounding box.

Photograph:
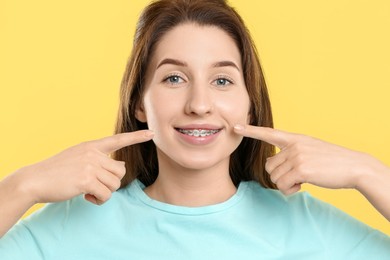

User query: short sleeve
[297,192,390,258]
[0,192,127,259]
[0,200,71,259]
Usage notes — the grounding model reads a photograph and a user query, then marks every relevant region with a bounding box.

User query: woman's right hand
[15,130,154,206]
[0,130,153,237]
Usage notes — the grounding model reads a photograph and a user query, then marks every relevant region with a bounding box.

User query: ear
[135,102,147,123]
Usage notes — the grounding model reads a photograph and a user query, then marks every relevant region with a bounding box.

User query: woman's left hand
[233,124,387,196]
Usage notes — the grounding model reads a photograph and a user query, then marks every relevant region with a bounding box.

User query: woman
[1,0,389,258]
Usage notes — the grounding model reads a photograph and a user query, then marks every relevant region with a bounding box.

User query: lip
[174,124,223,145]
[174,124,222,130]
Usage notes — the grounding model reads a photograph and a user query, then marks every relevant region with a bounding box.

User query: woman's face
[137,23,250,171]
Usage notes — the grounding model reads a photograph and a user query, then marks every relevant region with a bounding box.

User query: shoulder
[29,184,133,224]
[242,181,390,257]
[0,184,137,259]
[243,180,368,228]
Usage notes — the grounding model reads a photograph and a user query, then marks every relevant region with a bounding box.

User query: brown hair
[113,0,276,189]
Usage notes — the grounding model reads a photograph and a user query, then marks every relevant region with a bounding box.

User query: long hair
[113,0,276,189]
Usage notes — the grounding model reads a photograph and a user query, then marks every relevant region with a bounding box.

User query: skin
[137,23,250,206]
[234,125,390,221]
[1,23,389,238]
[137,23,390,221]
[0,130,153,237]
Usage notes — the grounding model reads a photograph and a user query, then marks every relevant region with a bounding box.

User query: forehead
[150,23,242,69]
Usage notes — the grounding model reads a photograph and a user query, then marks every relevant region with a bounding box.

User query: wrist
[355,154,389,193]
[13,166,40,206]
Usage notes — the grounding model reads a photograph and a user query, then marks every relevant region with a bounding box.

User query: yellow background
[1,0,389,235]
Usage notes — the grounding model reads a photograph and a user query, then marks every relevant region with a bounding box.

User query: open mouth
[175,128,221,137]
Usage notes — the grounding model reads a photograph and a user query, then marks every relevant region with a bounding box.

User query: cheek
[216,92,250,124]
[142,91,179,130]
[143,104,161,131]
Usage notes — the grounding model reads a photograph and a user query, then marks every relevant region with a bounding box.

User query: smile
[177,128,220,137]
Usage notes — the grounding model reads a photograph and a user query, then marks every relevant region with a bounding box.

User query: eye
[213,76,233,87]
[163,74,184,85]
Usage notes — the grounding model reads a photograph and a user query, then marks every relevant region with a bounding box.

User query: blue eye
[214,77,233,86]
[216,78,228,85]
[164,75,184,84]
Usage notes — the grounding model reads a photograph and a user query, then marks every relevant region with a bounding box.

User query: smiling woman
[1,0,390,259]
[135,24,251,205]
[113,1,275,190]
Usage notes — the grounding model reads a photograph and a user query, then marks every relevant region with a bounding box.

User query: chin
[168,149,232,172]
[178,158,224,171]
[155,138,242,172]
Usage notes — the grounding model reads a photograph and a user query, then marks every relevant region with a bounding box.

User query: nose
[185,81,213,116]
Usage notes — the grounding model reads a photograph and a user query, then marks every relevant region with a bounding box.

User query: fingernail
[234,124,244,131]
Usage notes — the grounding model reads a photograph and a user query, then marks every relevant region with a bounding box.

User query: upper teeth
[179,129,219,137]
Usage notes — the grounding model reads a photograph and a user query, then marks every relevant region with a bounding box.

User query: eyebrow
[213,60,240,72]
[156,58,240,71]
[156,58,187,69]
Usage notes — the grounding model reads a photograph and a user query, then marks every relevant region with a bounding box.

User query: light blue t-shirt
[1,180,389,259]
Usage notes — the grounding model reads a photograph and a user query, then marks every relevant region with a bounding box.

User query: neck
[144,152,237,207]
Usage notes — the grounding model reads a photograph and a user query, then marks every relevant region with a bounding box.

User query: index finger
[93,130,154,154]
[233,124,291,149]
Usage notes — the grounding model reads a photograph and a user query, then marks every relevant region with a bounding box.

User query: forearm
[356,157,390,222]
[0,168,36,238]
